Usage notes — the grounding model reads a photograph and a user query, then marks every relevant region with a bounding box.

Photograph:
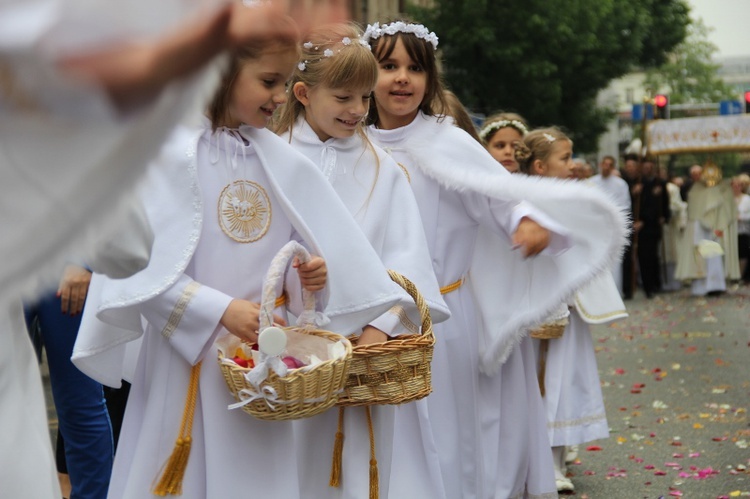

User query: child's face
[486,127,523,173]
[296,83,372,141]
[536,140,574,179]
[226,49,298,129]
[373,37,427,130]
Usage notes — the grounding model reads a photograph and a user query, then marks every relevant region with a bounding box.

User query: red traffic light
[654,94,668,107]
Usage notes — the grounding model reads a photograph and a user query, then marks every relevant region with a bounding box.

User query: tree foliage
[409,0,690,152]
[643,19,735,105]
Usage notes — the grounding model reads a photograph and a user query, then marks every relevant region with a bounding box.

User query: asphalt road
[570,285,750,499]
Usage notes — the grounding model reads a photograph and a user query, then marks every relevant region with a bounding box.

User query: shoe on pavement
[565,445,579,464]
[555,475,574,492]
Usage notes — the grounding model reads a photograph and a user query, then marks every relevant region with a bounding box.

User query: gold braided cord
[153,362,202,496]
[439,277,464,295]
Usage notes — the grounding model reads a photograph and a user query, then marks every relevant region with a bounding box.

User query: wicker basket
[218,241,352,421]
[530,302,570,340]
[529,319,567,339]
[336,270,434,407]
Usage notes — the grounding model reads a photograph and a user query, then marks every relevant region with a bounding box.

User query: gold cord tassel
[365,406,378,499]
[329,406,346,487]
[537,339,549,398]
[153,362,202,496]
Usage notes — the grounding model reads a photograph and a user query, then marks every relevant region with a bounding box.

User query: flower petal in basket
[218,241,352,421]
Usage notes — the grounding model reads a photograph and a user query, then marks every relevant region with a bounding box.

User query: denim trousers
[25,293,113,499]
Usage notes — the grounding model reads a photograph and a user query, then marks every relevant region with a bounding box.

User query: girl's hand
[357,326,388,346]
[293,256,327,292]
[512,217,550,258]
[57,265,92,315]
[220,299,287,344]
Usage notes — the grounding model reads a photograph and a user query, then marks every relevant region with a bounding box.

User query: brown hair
[440,90,480,143]
[517,127,572,175]
[480,112,528,145]
[273,23,378,136]
[207,39,298,130]
[366,20,447,126]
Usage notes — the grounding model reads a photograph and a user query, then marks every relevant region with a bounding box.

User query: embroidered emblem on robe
[218,180,271,243]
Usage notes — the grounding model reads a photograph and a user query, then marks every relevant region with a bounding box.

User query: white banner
[647,114,750,154]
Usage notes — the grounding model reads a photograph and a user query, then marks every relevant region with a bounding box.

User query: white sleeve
[140,273,233,365]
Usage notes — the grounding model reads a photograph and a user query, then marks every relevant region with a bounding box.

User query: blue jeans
[25,293,113,499]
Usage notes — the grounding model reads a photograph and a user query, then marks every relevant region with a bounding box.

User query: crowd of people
[567,154,750,298]
[10,1,747,498]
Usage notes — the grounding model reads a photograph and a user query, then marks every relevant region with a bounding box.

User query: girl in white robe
[363,21,628,499]
[72,37,410,499]
[275,24,450,498]
[519,127,627,493]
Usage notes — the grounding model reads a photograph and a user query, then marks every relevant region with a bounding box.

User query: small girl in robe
[479,112,529,174]
[518,127,627,493]
[274,22,450,497]
[364,20,627,499]
[72,25,408,499]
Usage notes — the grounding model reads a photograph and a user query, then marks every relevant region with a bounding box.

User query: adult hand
[220,299,287,344]
[59,0,350,110]
[57,265,92,315]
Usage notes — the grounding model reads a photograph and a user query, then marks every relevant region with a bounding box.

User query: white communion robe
[369,113,627,499]
[590,173,632,294]
[536,271,627,447]
[282,118,450,498]
[72,123,408,499]
[0,2,221,497]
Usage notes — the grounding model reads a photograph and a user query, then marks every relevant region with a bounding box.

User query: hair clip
[543,133,556,143]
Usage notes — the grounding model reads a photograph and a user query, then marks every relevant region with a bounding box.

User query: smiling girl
[275,23,449,497]
[73,22,409,499]
[364,20,628,498]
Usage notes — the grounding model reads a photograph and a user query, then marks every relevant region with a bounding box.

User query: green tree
[643,19,735,105]
[410,0,690,152]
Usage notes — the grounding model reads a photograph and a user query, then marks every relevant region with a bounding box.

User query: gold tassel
[153,362,202,496]
[329,406,345,487]
[365,406,378,499]
[537,339,548,398]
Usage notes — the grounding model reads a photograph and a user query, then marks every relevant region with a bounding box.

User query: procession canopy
[647,114,750,155]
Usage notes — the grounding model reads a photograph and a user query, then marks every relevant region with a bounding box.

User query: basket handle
[259,241,317,330]
[387,270,433,338]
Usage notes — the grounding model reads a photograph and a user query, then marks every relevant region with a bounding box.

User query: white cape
[390,115,629,373]
[73,124,406,387]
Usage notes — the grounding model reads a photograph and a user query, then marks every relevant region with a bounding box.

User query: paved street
[42,284,750,498]
[571,285,750,498]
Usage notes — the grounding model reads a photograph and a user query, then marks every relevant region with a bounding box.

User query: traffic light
[654,94,669,119]
[745,91,750,113]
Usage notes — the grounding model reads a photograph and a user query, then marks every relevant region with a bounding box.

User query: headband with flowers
[362,21,439,50]
[478,120,529,141]
[297,36,370,71]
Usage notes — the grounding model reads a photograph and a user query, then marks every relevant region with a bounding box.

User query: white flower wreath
[478,120,529,141]
[362,21,439,50]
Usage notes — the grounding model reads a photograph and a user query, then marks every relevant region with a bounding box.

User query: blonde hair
[207,39,298,130]
[517,127,572,175]
[274,23,378,136]
[274,23,382,213]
